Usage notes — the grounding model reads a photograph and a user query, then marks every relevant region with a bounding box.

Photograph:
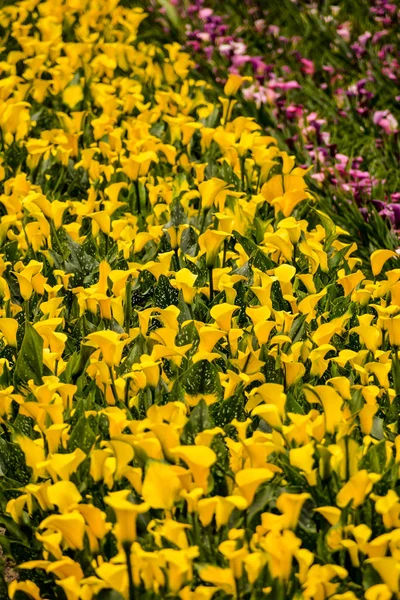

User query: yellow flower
[370,249,397,276]
[303,385,343,434]
[41,449,86,482]
[251,404,283,431]
[224,74,251,97]
[261,529,302,581]
[272,188,311,217]
[171,445,216,492]
[180,585,219,600]
[235,468,275,505]
[56,576,82,600]
[105,490,149,544]
[85,330,128,367]
[336,470,381,508]
[198,229,231,268]
[210,303,238,332]
[314,506,341,526]
[382,315,400,346]
[373,490,400,529]
[289,443,315,476]
[364,584,393,600]
[199,178,228,210]
[9,581,44,600]
[96,562,128,598]
[367,558,400,594]
[14,260,44,300]
[63,84,84,109]
[246,382,286,415]
[171,268,198,304]
[47,481,82,513]
[142,461,182,510]
[0,317,18,347]
[275,492,311,529]
[197,495,247,529]
[39,511,86,550]
[6,494,28,524]
[199,565,236,596]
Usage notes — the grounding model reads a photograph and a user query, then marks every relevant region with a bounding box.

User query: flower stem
[125,278,132,335]
[109,366,119,403]
[123,542,136,600]
[208,266,214,301]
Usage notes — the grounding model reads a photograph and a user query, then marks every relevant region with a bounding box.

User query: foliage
[0,1,398,600]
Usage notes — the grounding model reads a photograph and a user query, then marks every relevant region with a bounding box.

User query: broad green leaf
[188,399,214,434]
[182,360,222,400]
[68,416,96,454]
[154,274,178,308]
[14,322,43,388]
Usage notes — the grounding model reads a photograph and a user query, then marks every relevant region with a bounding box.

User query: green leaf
[182,360,222,400]
[232,230,274,271]
[0,439,30,486]
[0,515,29,544]
[211,395,245,428]
[315,209,337,249]
[14,322,43,388]
[168,198,188,227]
[153,274,178,309]
[64,238,98,285]
[285,393,305,414]
[61,344,95,384]
[188,399,214,434]
[96,590,126,600]
[68,416,96,454]
[360,439,386,473]
[370,416,384,441]
[158,0,181,31]
[12,415,34,438]
[289,314,307,342]
[385,395,400,425]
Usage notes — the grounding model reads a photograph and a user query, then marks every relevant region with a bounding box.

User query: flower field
[0,0,399,599]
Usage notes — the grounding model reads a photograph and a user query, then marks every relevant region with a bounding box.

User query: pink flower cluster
[172,0,400,231]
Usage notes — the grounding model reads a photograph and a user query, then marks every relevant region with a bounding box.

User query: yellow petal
[235,468,274,505]
[371,249,397,276]
[142,461,182,510]
[47,481,82,513]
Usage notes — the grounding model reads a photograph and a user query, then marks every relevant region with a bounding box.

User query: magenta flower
[373,110,398,134]
[301,58,315,76]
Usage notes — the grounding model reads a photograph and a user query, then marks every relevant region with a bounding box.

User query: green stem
[24,300,30,324]
[174,248,180,271]
[124,378,130,406]
[392,347,400,396]
[52,166,65,197]
[222,238,227,268]
[208,267,214,301]
[123,542,136,600]
[199,208,208,234]
[109,366,119,403]
[124,278,132,335]
[194,208,209,255]
[136,180,140,215]
[256,167,261,193]
[129,184,135,214]
[240,157,246,192]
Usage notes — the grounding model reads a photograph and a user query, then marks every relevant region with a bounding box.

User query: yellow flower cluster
[0,1,399,599]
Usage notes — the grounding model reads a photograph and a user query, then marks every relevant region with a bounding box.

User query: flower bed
[0,1,399,599]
